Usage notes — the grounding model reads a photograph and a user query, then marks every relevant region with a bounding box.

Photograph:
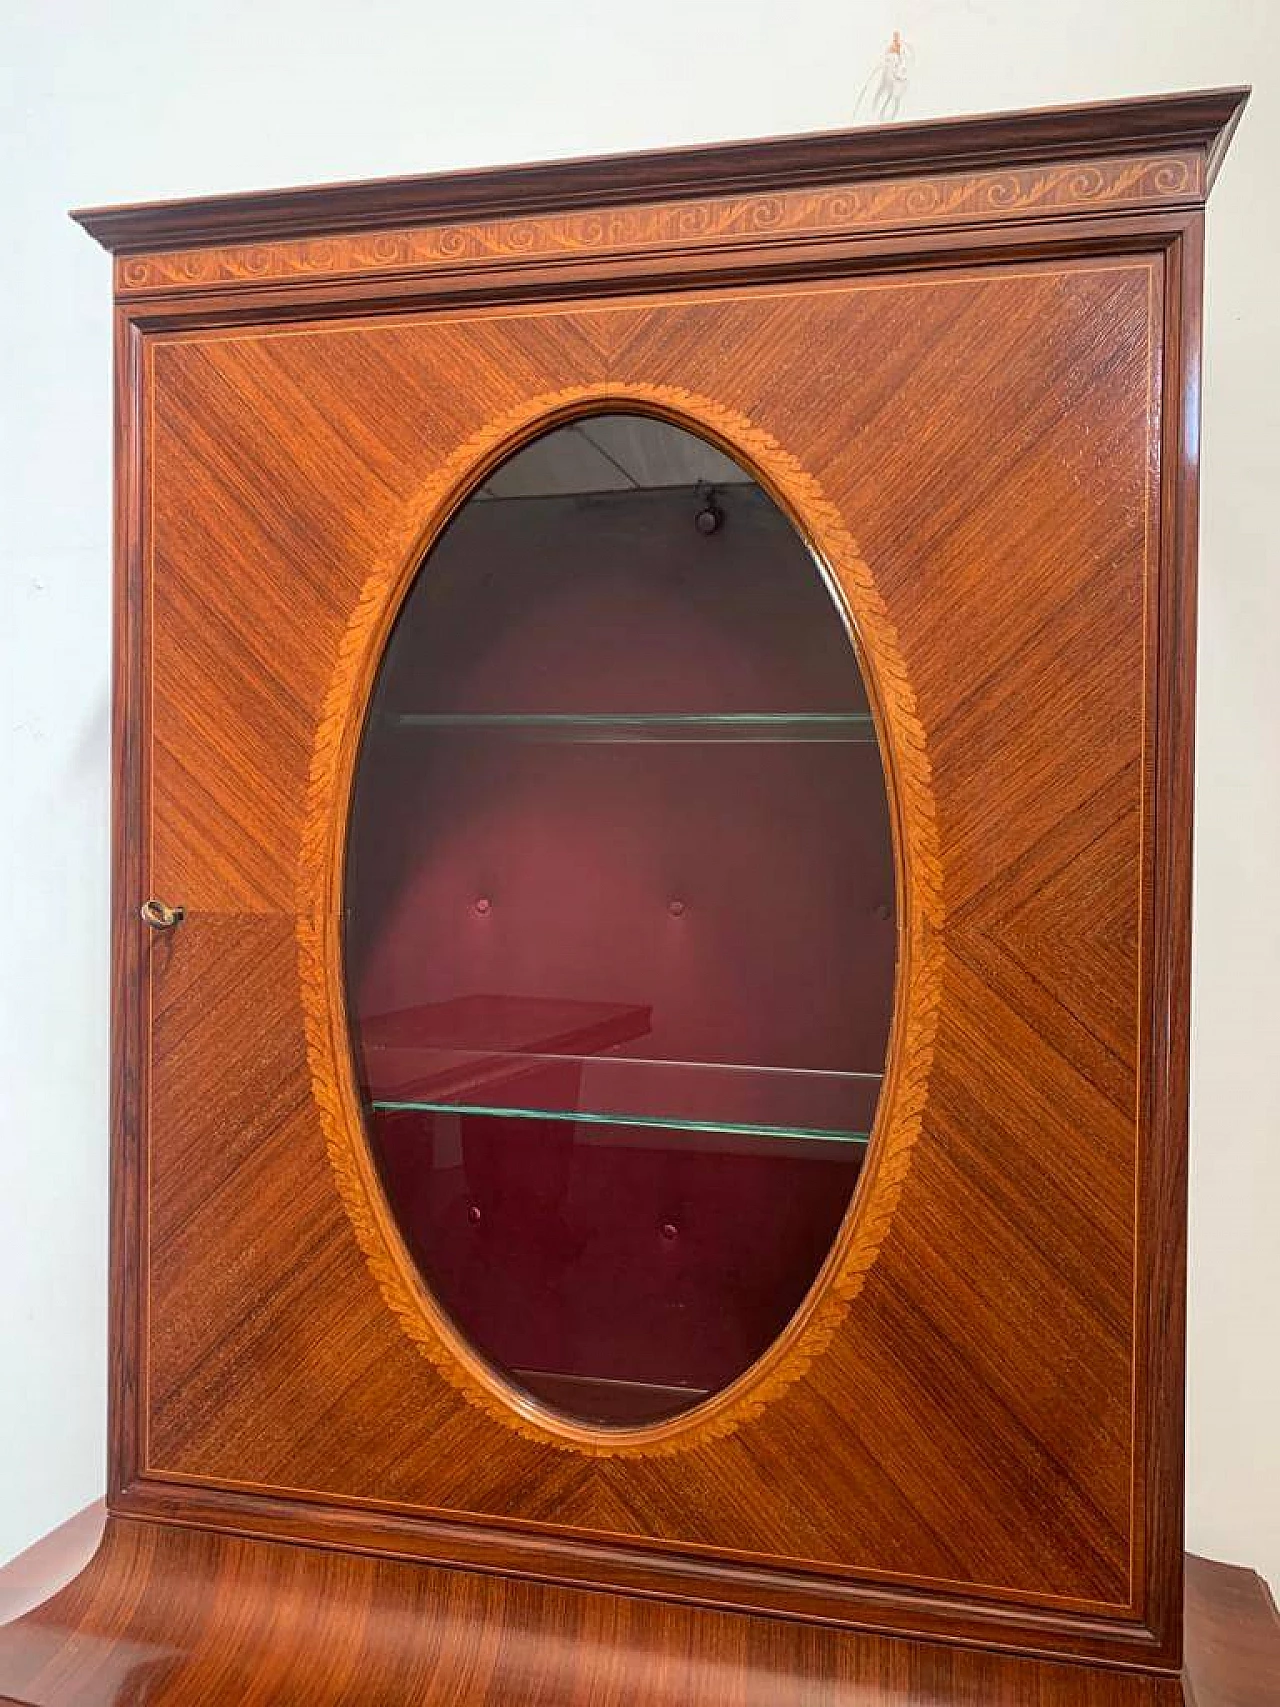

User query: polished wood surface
[1183,1555,1280,1707]
[1,1513,1274,1705]
[71,85,1245,255]
[123,250,1169,1662]
[0,1508,105,1629]
[7,89,1249,1702]
[101,153,1201,297]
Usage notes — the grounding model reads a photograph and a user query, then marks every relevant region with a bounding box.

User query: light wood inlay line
[115,152,1202,296]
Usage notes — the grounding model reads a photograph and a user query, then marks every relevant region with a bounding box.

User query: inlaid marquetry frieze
[116,151,1201,295]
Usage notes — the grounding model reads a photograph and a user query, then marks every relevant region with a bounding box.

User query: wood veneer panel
[1183,1556,1280,1707]
[147,310,621,911]
[129,256,1162,1654]
[0,1518,1181,1707]
[0,1508,105,1629]
[7,1520,1275,1705]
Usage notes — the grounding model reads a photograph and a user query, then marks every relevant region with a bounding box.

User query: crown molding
[71,86,1249,257]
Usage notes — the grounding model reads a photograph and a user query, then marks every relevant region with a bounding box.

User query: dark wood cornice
[71,85,1248,256]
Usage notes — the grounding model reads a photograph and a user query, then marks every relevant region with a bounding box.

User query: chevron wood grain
[127,258,1158,1635]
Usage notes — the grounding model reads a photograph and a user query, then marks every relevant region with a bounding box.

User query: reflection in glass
[344,413,896,1426]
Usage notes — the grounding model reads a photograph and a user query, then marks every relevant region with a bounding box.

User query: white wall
[2,0,1275,1592]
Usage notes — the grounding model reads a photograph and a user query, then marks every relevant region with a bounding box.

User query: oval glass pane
[344,412,896,1428]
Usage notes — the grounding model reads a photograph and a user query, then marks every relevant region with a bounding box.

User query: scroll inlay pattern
[116,152,1201,294]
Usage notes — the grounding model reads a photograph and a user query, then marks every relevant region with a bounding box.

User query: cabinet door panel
[138,260,1161,1630]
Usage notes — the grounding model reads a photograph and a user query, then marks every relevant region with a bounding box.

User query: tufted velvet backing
[345,469,896,1420]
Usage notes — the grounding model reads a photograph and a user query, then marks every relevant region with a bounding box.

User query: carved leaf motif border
[117,152,1201,294]
[296,380,944,1459]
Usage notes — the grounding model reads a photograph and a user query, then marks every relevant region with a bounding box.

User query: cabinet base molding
[0,1509,1274,1705]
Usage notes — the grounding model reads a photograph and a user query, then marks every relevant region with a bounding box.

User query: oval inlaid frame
[298,384,944,1458]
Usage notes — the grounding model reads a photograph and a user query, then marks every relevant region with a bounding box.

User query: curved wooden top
[71,86,1247,255]
[0,1512,1275,1705]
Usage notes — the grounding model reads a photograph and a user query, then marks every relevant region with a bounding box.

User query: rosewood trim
[72,87,1247,259]
[111,1477,1165,1668]
[5,1514,1275,1706]
[110,151,1203,298]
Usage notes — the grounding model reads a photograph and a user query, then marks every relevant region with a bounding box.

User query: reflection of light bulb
[694,482,724,534]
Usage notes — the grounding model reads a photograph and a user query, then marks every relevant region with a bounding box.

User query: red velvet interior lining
[345,454,896,1423]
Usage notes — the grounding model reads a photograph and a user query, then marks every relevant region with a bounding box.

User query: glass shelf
[387,711,877,744]
[365,1043,880,1146]
[371,1097,870,1146]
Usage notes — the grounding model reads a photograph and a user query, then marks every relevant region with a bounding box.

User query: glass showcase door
[344,413,896,1425]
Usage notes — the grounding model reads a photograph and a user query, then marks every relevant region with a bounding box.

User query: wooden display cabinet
[1,87,1275,1705]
